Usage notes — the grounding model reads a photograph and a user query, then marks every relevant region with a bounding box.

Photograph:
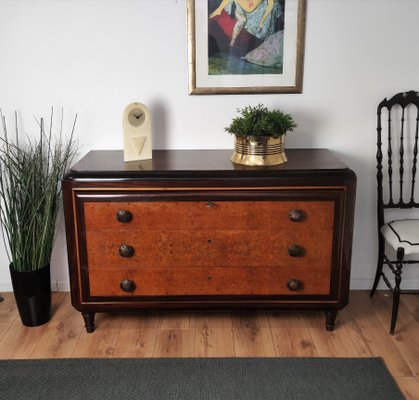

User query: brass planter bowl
[231,135,287,166]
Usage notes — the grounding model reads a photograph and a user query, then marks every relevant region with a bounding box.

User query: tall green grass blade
[0,109,77,271]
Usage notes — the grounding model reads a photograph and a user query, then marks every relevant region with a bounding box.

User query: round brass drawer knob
[287,279,302,291]
[288,244,305,257]
[289,209,305,222]
[120,279,136,292]
[119,244,134,258]
[116,210,132,223]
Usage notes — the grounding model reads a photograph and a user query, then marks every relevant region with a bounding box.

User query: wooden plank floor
[0,291,418,399]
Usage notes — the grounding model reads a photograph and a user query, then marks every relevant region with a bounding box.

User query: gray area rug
[0,357,403,400]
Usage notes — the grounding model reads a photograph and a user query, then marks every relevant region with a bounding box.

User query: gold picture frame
[188,0,306,95]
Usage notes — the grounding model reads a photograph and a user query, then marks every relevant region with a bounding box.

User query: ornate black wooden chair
[370,90,419,335]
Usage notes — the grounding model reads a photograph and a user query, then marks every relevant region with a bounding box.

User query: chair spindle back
[377,91,419,217]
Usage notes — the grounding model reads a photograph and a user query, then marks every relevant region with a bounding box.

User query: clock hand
[134,113,144,119]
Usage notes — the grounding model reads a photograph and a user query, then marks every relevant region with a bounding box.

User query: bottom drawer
[87,267,331,297]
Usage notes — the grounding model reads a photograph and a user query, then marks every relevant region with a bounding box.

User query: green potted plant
[225,104,297,166]
[0,109,77,326]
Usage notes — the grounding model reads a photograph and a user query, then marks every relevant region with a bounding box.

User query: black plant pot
[9,263,52,327]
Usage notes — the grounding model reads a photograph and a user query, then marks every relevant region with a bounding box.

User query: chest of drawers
[63,149,356,332]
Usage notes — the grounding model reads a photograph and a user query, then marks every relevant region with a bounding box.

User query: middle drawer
[84,229,333,269]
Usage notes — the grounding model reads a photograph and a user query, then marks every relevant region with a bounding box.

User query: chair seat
[381,219,419,255]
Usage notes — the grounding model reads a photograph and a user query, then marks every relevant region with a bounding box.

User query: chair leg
[370,235,385,297]
[390,247,404,335]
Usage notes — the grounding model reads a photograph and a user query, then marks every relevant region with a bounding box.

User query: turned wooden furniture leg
[370,234,385,297]
[389,247,404,335]
[82,312,96,333]
[325,310,338,331]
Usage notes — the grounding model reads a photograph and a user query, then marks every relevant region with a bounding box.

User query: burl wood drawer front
[87,267,331,297]
[83,200,334,232]
[85,229,333,269]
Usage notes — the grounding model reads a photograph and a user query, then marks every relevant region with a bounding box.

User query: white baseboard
[350,278,419,290]
[55,281,71,292]
[1,279,418,293]
[0,280,71,292]
[0,283,12,292]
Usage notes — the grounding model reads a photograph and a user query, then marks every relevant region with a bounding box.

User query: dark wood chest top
[66,149,354,181]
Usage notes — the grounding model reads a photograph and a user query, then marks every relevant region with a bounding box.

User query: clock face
[128,107,146,127]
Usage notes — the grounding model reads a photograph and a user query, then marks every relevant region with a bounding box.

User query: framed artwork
[187,0,306,94]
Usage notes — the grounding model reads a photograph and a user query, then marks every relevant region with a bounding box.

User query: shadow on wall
[337,149,378,285]
[285,109,325,148]
[151,100,169,150]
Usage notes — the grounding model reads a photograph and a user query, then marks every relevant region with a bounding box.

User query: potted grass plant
[226,104,297,166]
[0,109,77,326]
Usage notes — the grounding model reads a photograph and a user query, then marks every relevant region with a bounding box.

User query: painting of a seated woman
[208,0,285,75]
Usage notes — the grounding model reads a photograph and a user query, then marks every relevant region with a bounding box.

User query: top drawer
[83,200,334,231]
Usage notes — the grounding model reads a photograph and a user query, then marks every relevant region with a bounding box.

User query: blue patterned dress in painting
[225,0,282,40]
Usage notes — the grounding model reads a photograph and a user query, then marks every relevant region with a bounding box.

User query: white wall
[1,0,419,291]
